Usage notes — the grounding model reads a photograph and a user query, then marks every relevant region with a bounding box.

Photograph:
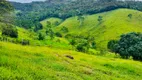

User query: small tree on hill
[38,32,45,40]
[128,14,132,19]
[98,16,103,23]
[77,16,85,27]
[60,26,69,33]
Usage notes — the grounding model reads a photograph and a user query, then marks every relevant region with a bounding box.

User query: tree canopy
[108,32,142,61]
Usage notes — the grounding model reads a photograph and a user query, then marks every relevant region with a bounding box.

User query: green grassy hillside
[0,41,142,80]
[40,18,63,28]
[0,24,71,50]
[53,9,142,49]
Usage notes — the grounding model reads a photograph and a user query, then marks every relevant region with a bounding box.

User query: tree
[98,16,103,23]
[77,16,85,27]
[0,0,13,16]
[55,32,62,37]
[34,22,43,32]
[128,14,132,19]
[108,32,142,60]
[70,39,76,49]
[60,26,69,33]
[2,24,18,38]
[49,29,54,40]
[38,32,45,40]
[107,40,118,52]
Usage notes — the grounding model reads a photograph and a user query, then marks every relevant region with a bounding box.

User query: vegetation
[2,24,18,38]
[108,32,142,61]
[0,0,142,80]
[10,0,142,30]
[0,41,142,80]
[55,9,142,49]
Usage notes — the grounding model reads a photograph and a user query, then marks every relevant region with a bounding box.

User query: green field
[0,41,142,80]
[45,9,142,49]
[0,8,142,80]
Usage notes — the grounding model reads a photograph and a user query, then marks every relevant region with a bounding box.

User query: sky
[8,0,46,3]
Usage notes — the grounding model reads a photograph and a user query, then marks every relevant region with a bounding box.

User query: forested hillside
[54,9,142,49]
[10,0,142,29]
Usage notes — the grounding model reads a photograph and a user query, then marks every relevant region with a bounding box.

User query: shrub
[98,16,103,22]
[65,34,72,39]
[2,25,18,38]
[60,26,69,33]
[21,39,30,45]
[38,32,45,40]
[55,32,62,37]
[128,14,132,19]
[76,44,89,53]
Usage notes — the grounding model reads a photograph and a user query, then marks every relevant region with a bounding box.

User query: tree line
[10,0,142,29]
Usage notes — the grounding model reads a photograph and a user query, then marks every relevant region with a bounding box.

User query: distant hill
[52,9,142,49]
[10,0,142,29]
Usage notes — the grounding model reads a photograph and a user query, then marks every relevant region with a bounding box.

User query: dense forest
[10,0,142,29]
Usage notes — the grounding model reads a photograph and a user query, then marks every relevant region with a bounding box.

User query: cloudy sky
[8,0,46,3]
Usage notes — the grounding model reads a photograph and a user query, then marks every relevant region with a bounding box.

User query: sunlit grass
[0,42,142,80]
[52,9,142,49]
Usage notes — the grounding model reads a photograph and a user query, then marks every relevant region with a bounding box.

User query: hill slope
[55,9,142,49]
[0,41,142,80]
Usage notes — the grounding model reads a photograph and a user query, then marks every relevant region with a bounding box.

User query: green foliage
[2,25,18,38]
[107,40,118,52]
[49,30,54,40]
[21,39,30,45]
[0,42,142,80]
[68,35,96,53]
[98,16,103,22]
[60,26,69,33]
[0,0,13,15]
[76,43,89,53]
[77,16,85,27]
[56,9,142,49]
[38,32,45,40]
[128,14,132,19]
[34,22,43,32]
[109,32,142,61]
[55,32,62,37]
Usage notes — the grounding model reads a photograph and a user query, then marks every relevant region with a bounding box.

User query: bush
[38,32,45,40]
[65,34,72,39]
[128,14,132,19]
[55,32,62,37]
[76,44,88,52]
[2,25,18,38]
[21,39,30,45]
[108,32,142,61]
[76,41,89,53]
[60,26,69,33]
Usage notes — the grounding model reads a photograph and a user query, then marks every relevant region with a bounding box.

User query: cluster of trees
[2,24,18,38]
[108,32,142,61]
[10,0,142,29]
[0,0,18,38]
[69,35,96,53]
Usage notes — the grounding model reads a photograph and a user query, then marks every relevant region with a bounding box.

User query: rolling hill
[0,41,142,80]
[48,9,142,49]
